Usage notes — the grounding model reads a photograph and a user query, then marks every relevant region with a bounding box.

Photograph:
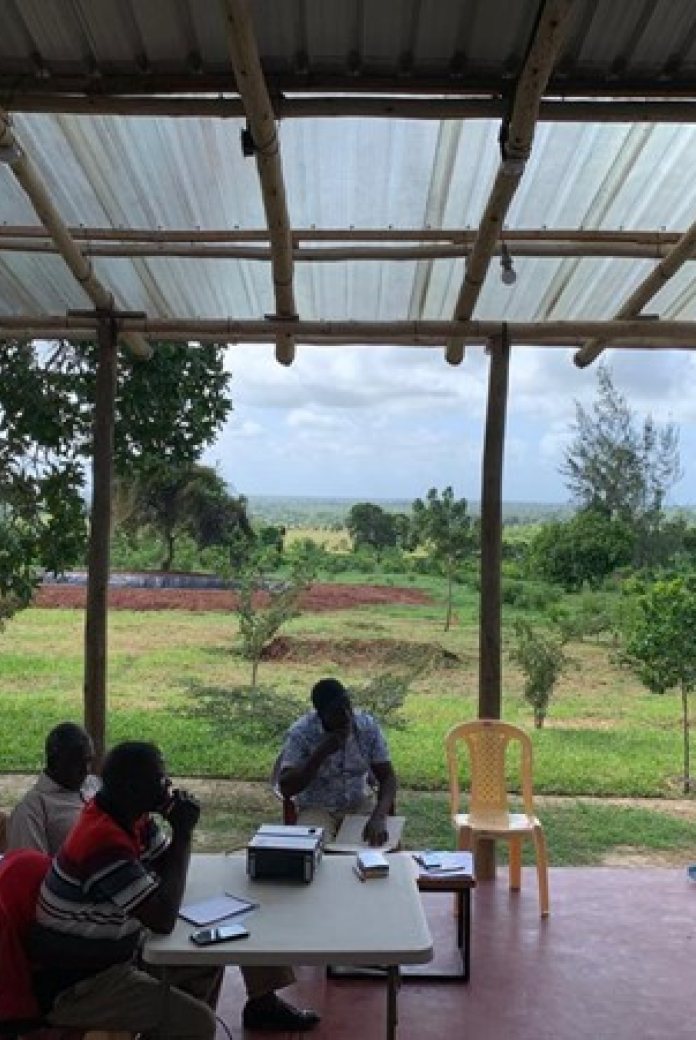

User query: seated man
[30,740,319,1038]
[279,677,397,845]
[7,722,95,854]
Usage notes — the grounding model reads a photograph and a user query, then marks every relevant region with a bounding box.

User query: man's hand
[362,811,388,847]
[320,717,352,756]
[164,789,200,836]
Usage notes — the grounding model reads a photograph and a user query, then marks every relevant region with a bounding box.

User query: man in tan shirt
[7,721,95,854]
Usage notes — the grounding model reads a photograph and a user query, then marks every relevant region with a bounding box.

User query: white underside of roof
[2,113,696,329]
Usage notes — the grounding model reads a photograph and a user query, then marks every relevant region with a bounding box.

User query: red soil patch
[34,583,432,613]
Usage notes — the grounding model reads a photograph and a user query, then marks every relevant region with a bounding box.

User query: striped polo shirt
[31,797,167,972]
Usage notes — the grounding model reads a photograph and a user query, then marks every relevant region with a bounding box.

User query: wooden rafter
[2,227,696,262]
[8,94,696,124]
[3,316,696,349]
[574,217,696,368]
[445,0,575,365]
[0,110,150,360]
[0,225,691,252]
[220,0,297,366]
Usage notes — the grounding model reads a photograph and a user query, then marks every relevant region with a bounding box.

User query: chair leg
[508,836,522,892]
[532,825,550,917]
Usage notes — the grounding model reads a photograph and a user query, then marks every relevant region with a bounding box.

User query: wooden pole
[8,93,696,124]
[575,216,696,367]
[220,0,297,365]
[446,0,575,364]
[0,226,689,248]
[83,312,118,765]
[4,315,696,346]
[3,235,695,262]
[0,110,150,361]
[477,331,511,881]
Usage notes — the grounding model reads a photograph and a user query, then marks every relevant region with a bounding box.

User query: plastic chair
[445,719,549,917]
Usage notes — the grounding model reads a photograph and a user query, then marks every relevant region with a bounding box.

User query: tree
[622,578,696,794]
[508,621,569,728]
[529,509,634,590]
[123,464,251,571]
[347,502,399,552]
[0,339,232,605]
[411,487,475,630]
[236,555,315,688]
[560,365,681,565]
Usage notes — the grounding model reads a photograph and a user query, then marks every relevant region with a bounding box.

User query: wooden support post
[477,332,512,881]
[83,313,118,765]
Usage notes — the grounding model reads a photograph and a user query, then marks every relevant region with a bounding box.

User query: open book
[326,814,405,853]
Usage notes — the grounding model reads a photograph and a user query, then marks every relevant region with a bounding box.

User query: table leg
[386,965,400,1040]
[460,888,471,982]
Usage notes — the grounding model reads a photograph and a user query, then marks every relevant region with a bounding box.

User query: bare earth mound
[34,582,433,613]
[261,635,459,668]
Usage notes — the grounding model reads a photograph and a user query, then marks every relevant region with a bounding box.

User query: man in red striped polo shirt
[30,741,319,1037]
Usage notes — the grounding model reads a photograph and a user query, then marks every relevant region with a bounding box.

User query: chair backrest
[0,850,51,1023]
[444,719,535,818]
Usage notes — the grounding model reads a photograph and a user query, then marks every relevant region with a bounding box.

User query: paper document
[326,814,405,853]
[179,893,258,926]
[413,851,474,877]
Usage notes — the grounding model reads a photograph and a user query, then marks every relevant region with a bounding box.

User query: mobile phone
[190,924,250,946]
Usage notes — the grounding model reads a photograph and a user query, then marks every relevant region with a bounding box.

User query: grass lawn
[2,578,696,864]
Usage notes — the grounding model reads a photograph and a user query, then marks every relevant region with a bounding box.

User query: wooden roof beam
[0,110,150,360]
[445,0,576,365]
[220,0,297,366]
[574,217,696,367]
[9,94,696,124]
[3,315,696,349]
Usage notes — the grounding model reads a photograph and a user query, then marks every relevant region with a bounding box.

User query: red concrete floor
[215,867,696,1040]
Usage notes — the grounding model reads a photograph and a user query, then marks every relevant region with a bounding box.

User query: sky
[202,343,696,506]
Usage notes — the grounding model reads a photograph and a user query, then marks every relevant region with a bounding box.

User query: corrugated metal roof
[1,0,696,97]
[2,112,696,328]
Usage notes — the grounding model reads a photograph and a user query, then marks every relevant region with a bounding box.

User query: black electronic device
[190,923,250,946]
[247,824,324,883]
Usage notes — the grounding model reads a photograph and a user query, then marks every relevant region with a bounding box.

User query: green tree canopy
[122,464,251,572]
[622,578,696,793]
[411,486,475,630]
[560,365,681,566]
[347,502,400,551]
[529,509,635,591]
[0,339,232,607]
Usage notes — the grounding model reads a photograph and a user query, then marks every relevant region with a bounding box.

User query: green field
[2,575,696,864]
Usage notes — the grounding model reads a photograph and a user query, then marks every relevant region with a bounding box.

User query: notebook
[179,893,258,926]
[326,814,405,853]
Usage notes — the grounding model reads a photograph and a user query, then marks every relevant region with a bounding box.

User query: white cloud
[204,342,696,502]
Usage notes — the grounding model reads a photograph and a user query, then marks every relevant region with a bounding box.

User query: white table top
[143,852,433,968]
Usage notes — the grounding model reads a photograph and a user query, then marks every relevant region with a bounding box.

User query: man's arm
[363,761,398,846]
[132,791,200,934]
[278,728,348,798]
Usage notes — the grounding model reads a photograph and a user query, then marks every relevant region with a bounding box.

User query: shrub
[508,620,570,729]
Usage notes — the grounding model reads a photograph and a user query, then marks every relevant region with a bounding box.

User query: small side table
[407,855,476,983]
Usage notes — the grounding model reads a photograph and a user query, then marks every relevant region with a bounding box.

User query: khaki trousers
[46,961,295,1040]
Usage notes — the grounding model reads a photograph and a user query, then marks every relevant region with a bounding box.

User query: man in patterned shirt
[279,677,397,845]
[30,741,320,1038]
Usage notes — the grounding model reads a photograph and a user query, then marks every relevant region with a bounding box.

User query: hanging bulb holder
[500,242,516,285]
